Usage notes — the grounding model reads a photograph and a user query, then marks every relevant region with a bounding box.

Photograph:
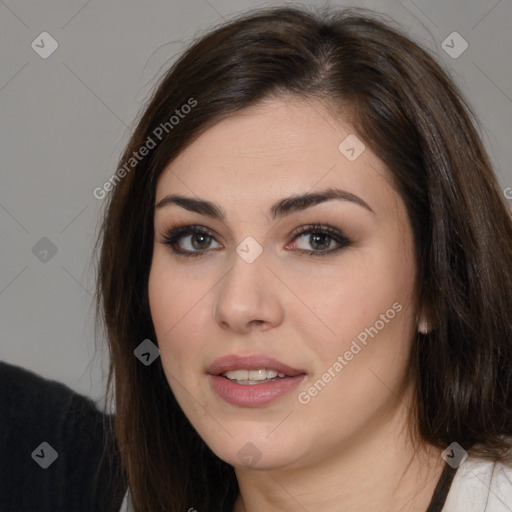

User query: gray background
[1,0,511,407]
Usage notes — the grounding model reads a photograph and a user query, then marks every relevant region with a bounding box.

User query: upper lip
[207,354,306,377]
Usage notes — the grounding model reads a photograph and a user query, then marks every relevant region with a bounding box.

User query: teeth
[222,369,287,381]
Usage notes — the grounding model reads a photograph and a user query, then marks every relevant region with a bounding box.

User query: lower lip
[209,374,306,407]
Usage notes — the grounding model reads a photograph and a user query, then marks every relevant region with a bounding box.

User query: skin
[148,96,443,512]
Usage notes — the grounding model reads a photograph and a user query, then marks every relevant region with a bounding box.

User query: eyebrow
[154,187,375,220]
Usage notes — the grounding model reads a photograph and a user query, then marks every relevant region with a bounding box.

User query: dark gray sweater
[0,361,127,512]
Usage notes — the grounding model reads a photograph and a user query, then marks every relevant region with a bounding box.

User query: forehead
[155,96,395,218]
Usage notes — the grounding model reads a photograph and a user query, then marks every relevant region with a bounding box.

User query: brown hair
[94,5,512,511]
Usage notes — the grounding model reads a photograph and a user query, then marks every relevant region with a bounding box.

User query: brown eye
[296,232,333,251]
[161,225,221,258]
[189,233,213,250]
[290,224,352,256]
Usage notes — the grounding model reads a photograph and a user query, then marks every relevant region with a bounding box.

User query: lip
[207,354,307,407]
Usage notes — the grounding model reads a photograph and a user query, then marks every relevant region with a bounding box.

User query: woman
[95,6,512,511]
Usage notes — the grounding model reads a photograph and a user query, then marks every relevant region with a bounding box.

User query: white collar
[442,454,512,511]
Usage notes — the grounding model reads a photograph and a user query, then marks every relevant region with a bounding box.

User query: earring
[416,313,430,335]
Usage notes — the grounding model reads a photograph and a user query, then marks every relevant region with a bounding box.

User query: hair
[94,4,512,511]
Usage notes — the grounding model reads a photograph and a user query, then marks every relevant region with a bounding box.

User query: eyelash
[160,223,352,259]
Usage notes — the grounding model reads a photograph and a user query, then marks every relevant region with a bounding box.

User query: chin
[200,428,306,471]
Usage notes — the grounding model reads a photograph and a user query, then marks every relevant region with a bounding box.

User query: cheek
[300,242,413,366]
[295,241,415,359]
[294,237,416,428]
[148,258,225,434]
[148,259,207,371]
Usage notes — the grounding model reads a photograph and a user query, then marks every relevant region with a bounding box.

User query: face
[148,96,419,471]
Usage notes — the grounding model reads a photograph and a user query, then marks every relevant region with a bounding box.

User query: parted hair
[94,5,512,511]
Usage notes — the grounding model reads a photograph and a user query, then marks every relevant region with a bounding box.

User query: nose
[213,252,285,334]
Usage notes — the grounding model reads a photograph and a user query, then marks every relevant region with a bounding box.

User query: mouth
[207,354,307,407]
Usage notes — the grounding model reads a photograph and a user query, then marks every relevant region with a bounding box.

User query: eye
[160,225,221,258]
[288,224,352,256]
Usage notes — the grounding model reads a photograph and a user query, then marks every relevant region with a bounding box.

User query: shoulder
[443,447,512,511]
[0,360,104,448]
[0,360,79,450]
[0,360,126,512]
